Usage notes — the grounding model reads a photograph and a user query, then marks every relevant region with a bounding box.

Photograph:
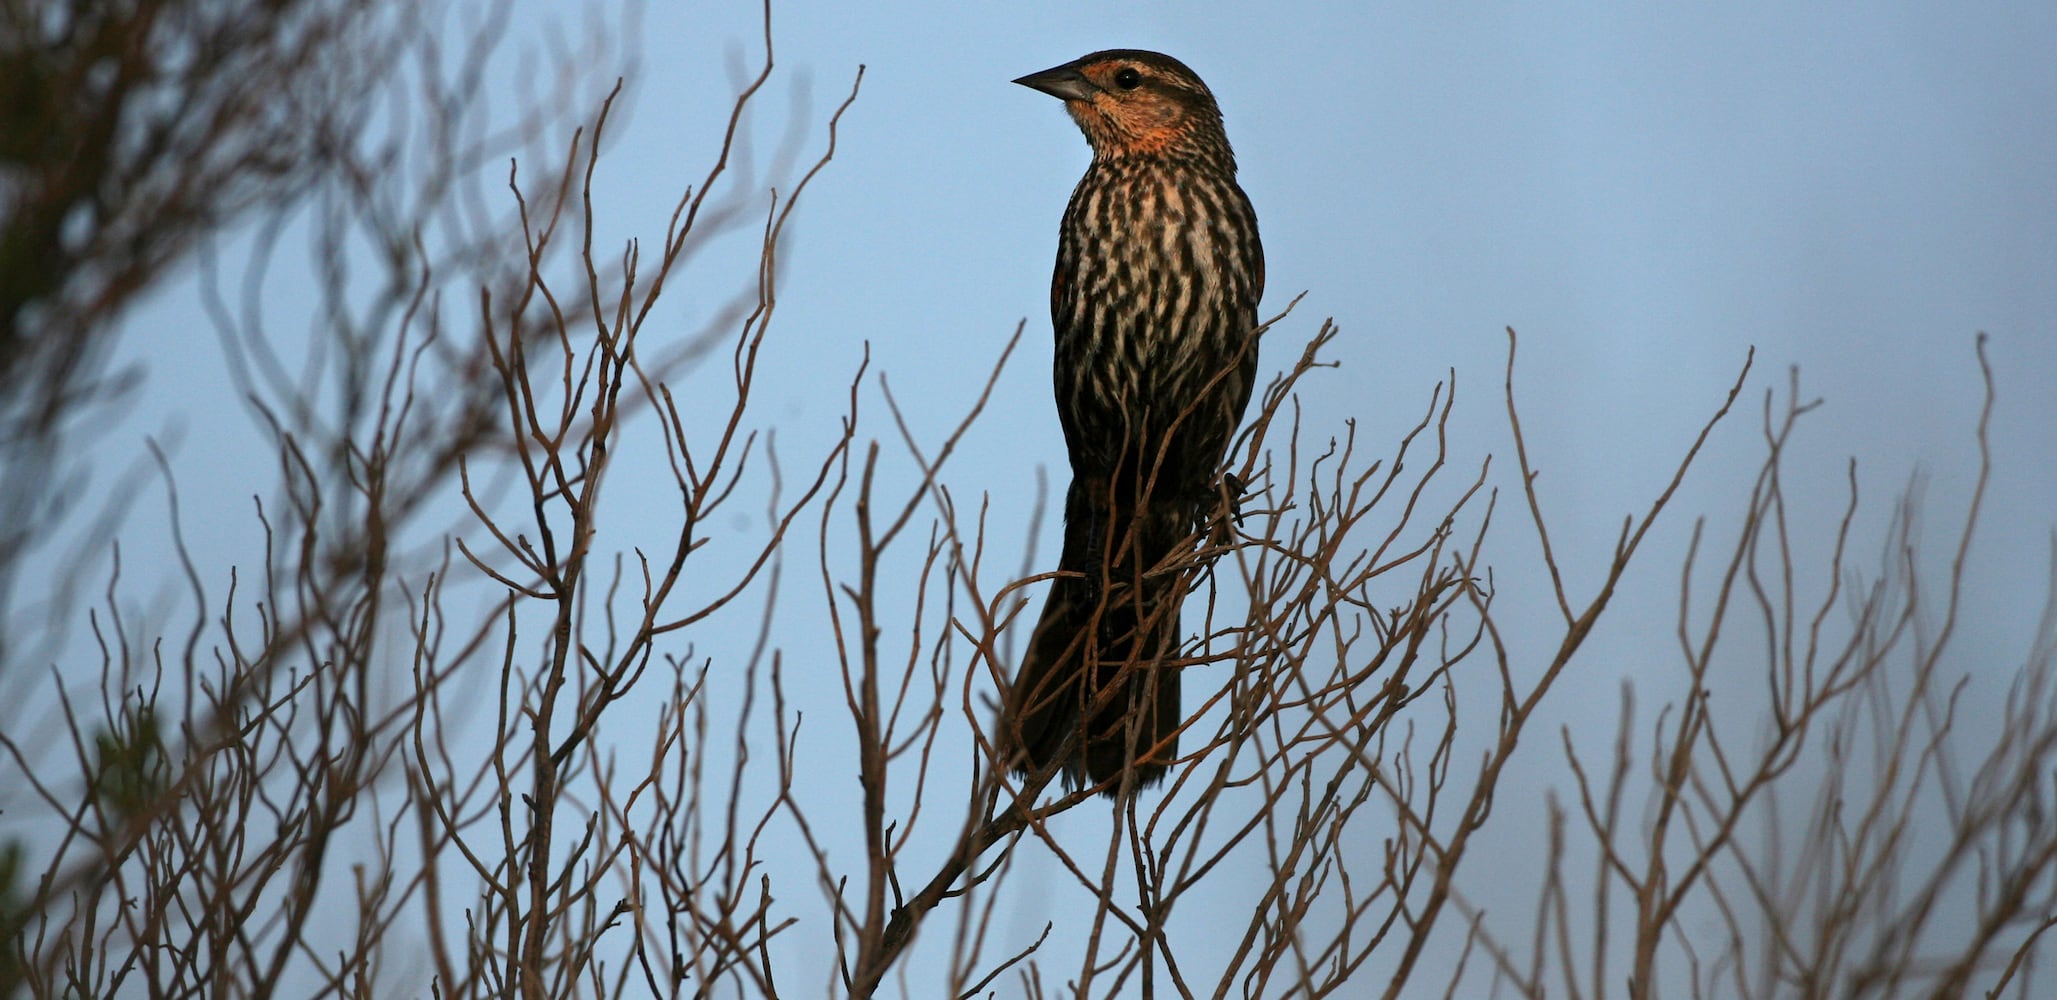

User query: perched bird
[1002,50,1264,794]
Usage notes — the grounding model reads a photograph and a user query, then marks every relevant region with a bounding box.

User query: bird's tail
[1002,482,1189,795]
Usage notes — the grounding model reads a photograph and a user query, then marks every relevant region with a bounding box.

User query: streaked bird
[1002,49,1264,794]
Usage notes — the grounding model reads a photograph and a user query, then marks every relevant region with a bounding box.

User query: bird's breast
[1051,158,1260,464]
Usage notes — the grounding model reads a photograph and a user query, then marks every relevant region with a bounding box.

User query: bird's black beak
[1014,62,1099,102]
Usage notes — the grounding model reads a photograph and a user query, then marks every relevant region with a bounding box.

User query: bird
[1001,50,1264,795]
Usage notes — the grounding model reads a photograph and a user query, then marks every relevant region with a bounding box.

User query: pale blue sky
[38,0,2057,992]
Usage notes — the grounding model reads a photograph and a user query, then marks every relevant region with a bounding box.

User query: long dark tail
[1002,477,1188,795]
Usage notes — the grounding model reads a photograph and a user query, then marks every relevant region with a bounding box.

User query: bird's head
[1014,50,1233,165]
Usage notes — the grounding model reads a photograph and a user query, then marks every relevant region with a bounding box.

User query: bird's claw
[1222,472,1250,527]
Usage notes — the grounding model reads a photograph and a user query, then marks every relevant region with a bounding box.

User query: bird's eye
[1113,67,1143,90]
